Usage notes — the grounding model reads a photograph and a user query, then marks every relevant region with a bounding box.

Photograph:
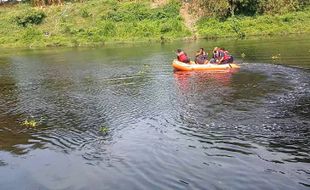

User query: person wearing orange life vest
[217,48,234,64]
[176,49,190,64]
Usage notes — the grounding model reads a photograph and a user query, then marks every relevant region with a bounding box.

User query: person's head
[176,49,182,53]
[213,47,219,53]
[200,48,204,52]
[221,47,226,51]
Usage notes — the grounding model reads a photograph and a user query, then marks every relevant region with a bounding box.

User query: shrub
[160,24,173,33]
[259,0,301,14]
[15,10,46,27]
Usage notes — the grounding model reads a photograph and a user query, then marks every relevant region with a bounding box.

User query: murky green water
[0,36,309,189]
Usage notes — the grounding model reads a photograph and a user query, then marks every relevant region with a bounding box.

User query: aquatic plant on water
[22,119,37,127]
[272,54,281,60]
[241,53,246,59]
[100,126,109,135]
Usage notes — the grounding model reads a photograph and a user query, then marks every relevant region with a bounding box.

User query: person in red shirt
[176,49,190,63]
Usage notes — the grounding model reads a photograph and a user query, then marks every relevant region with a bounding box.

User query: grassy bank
[197,7,310,39]
[0,0,310,48]
[0,0,190,48]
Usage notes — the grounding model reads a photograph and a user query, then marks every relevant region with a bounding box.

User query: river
[0,35,309,189]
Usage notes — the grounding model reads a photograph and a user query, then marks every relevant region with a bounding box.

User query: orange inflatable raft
[172,59,240,71]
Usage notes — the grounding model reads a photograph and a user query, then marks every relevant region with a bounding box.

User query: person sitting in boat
[195,48,208,64]
[217,48,234,64]
[209,47,220,64]
[176,49,190,63]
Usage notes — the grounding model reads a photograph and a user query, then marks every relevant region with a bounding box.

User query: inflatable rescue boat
[172,59,240,71]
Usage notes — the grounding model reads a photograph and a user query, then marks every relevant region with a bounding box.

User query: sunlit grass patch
[0,0,190,48]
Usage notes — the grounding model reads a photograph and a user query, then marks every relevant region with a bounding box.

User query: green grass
[197,7,310,39]
[0,1,310,48]
[0,0,190,48]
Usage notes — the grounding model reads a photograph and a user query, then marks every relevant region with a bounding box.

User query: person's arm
[218,57,224,64]
[217,52,224,64]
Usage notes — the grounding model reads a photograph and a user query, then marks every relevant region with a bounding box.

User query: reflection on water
[0,36,309,189]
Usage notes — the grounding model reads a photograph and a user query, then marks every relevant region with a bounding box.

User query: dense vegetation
[189,0,309,17]
[0,0,190,47]
[197,7,310,38]
[0,0,309,48]
[195,0,310,38]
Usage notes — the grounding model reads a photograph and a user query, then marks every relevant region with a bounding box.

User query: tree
[228,0,259,16]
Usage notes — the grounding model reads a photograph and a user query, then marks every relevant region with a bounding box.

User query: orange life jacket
[178,52,189,62]
[220,50,230,61]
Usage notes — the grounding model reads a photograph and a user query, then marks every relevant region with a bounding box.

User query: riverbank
[197,7,310,39]
[0,0,309,48]
[0,0,190,48]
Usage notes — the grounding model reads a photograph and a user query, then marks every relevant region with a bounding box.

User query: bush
[229,18,246,38]
[197,8,310,38]
[259,0,301,14]
[15,10,46,27]
[160,24,173,33]
[190,0,306,17]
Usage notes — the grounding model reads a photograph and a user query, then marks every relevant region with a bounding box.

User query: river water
[0,36,309,189]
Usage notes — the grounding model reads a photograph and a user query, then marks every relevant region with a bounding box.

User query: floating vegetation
[272,54,281,60]
[137,64,150,75]
[241,52,246,59]
[22,119,37,127]
[99,126,109,135]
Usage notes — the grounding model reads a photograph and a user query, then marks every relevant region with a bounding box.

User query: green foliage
[99,126,109,135]
[102,1,181,22]
[103,10,126,22]
[241,52,246,58]
[22,119,37,127]
[192,0,229,17]
[259,0,301,14]
[22,26,42,42]
[230,17,245,38]
[197,8,310,38]
[80,8,92,18]
[0,0,189,48]
[0,0,309,48]
[232,0,259,16]
[15,10,46,27]
[191,0,306,17]
[102,21,116,36]
[160,23,173,33]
